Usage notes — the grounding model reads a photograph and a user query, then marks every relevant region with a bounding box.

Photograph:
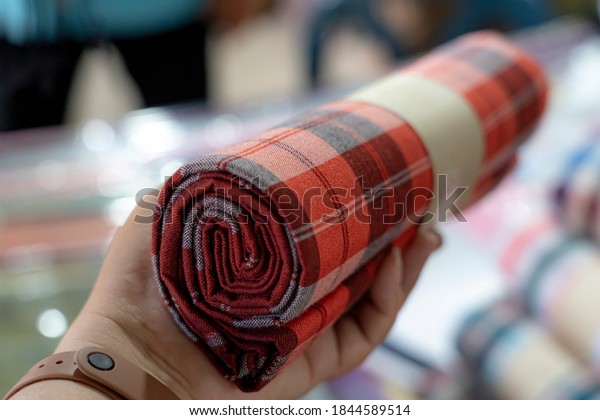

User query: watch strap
[4,346,178,400]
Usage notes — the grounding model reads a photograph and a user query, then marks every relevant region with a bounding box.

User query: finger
[303,233,441,385]
[92,199,158,300]
[117,193,157,245]
[400,229,442,298]
[345,230,440,349]
[101,195,157,269]
[274,242,407,396]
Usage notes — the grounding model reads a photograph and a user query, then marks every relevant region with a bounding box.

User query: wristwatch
[4,346,179,400]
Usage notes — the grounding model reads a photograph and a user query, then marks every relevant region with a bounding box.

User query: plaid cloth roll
[458,300,600,400]
[152,32,547,390]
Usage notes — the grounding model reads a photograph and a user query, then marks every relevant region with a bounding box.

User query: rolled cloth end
[152,31,548,391]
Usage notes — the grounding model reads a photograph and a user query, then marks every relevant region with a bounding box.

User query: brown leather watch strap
[4,346,179,400]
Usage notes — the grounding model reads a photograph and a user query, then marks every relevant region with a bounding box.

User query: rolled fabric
[458,300,600,400]
[524,237,600,373]
[152,32,548,390]
[461,182,600,377]
[555,129,600,241]
[460,181,561,283]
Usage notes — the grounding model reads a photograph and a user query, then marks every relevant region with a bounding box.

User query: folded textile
[152,32,548,390]
[460,181,560,281]
[523,237,600,373]
[555,129,600,241]
[461,182,600,378]
[458,300,600,400]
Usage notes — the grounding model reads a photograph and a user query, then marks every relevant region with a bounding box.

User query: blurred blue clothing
[0,0,206,44]
[438,0,553,43]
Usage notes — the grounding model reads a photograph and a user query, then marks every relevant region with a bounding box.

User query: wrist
[6,342,182,400]
[54,311,194,399]
[9,380,109,400]
[7,319,188,400]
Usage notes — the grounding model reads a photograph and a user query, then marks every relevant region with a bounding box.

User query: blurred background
[2,0,600,399]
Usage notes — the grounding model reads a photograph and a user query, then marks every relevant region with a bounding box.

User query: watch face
[87,353,115,371]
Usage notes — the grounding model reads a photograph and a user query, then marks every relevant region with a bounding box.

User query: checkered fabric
[403,32,547,203]
[152,32,548,391]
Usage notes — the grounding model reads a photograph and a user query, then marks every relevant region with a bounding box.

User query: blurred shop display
[306,0,598,87]
[555,129,600,242]
[458,299,600,399]
[454,184,600,398]
[0,0,279,132]
[2,17,600,398]
[451,87,600,397]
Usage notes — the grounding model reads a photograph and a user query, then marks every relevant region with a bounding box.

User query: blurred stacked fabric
[457,172,600,397]
[555,126,600,242]
[458,299,600,399]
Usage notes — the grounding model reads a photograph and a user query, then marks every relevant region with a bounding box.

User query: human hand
[12,203,441,399]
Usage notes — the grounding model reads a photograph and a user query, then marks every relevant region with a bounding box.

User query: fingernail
[425,230,443,251]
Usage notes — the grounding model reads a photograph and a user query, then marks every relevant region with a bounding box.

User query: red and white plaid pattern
[404,32,547,202]
[152,32,548,391]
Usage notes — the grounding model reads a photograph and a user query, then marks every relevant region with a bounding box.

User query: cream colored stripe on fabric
[349,74,484,214]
